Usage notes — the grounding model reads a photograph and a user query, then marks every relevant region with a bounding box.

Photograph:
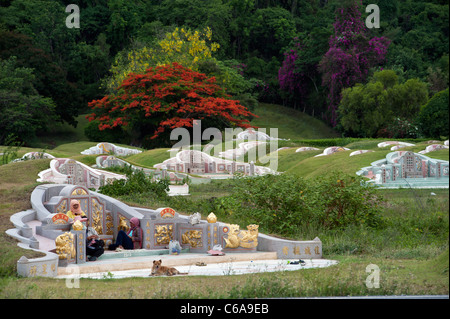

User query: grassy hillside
[31,114,91,149]
[259,141,449,178]
[125,148,172,168]
[251,103,339,140]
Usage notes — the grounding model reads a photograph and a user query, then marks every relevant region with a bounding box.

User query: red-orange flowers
[87,63,257,141]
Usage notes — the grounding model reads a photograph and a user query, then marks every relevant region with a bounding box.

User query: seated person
[86,219,104,261]
[66,200,87,228]
[108,217,142,251]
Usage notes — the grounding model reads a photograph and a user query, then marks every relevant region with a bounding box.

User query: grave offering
[357,151,449,188]
[296,147,320,153]
[188,212,201,225]
[37,158,126,189]
[81,142,142,156]
[154,150,274,177]
[8,184,325,277]
[419,144,449,155]
[349,150,373,156]
[377,141,415,148]
[95,155,127,168]
[314,146,350,157]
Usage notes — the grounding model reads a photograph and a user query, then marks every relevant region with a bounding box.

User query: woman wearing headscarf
[66,199,88,230]
[108,217,143,251]
[66,199,87,220]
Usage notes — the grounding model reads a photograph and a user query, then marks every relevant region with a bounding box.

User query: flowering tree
[88,63,256,147]
[319,0,390,126]
[104,27,220,91]
[278,40,308,108]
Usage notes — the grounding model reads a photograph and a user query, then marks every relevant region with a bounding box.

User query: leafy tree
[338,70,428,137]
[338,82,388,138]
[427,54,449,94]
[278,27,332,112]
[0,57,56,144]
[417,88,449,138]
[319,0,390,126]
[103,27,220,92]
[88,63,256,148]
[248,7,297,60]
[0,28,80,126]
[156,0,232,57]
[106,0,145,54]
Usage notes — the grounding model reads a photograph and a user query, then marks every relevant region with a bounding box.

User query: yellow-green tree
[103,27,220,91]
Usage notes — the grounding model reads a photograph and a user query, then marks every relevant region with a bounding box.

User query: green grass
[250,103,340,140]
[0,250,447,298]
[255,140,449,178]
[125,148,172,168]
[0,160,52,276]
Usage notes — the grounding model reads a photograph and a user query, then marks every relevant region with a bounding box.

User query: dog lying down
[150,259,188,276]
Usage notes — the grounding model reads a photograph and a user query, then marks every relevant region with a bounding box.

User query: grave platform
[57,251,278,276]
[8,184,327,278]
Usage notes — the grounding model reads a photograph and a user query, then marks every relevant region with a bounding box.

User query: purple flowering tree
[319,0,390,126]
[278,40,308,109]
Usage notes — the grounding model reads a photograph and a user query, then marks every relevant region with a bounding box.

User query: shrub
[223,172,383,236]
[417,88,449,138]
[226,174,313,236]
[98,165,169,199]
[312,173,383,229]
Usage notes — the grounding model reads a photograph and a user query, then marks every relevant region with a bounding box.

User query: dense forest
[0,0,448,147]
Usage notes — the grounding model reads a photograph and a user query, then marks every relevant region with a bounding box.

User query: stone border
[16,243,59,278]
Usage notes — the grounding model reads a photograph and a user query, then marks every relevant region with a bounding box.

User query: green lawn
[125,148,172,168]
[250,103,340,140]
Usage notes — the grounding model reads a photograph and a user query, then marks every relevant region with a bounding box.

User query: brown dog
[150,259,187,276]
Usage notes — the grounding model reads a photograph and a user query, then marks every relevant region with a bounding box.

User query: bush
[312,174,383,229]
[417,88,449,138]
[222,173,383,236]
[98,165,169,199]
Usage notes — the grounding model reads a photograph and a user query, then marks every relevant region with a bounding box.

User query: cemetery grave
[1,120,448,297]
[7,184,329,278]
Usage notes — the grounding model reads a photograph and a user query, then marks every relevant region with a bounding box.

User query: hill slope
[250,103,339,140]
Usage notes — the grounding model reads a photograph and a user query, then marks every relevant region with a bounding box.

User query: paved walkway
[57,251,279,275]
[56,257,338,279]
[27,220,55,251]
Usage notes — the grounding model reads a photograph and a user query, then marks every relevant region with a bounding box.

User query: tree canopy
[88,62,255,148]
[0,0,448,145]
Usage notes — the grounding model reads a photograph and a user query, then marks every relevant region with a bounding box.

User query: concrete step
[97,248,190,260]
